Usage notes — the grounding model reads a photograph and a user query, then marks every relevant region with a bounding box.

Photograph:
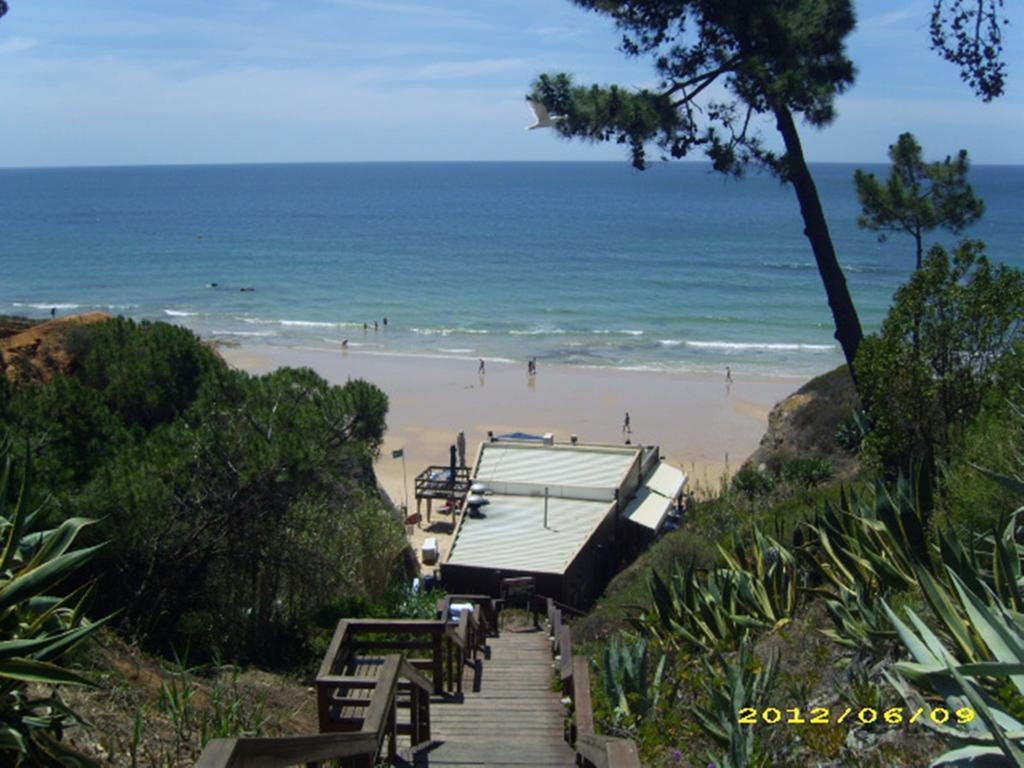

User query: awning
[621,487,673,532]
[645,462,687,499]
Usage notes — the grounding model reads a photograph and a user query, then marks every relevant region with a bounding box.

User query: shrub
[856,241,1024,472]
[731,465,775,498]
[780,457,834,488]
[1,320,404,668]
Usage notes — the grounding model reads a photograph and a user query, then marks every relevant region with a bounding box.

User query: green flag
[391,448,404,459]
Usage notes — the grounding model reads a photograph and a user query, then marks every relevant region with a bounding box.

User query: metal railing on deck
[545,598,642,768]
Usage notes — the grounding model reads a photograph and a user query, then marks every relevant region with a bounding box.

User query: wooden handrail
[546,598,642,768]
[199,654,433,768]
[317,617,450,701]
[196,732,378,768]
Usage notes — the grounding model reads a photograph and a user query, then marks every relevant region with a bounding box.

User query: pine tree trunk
[773,103,864,381]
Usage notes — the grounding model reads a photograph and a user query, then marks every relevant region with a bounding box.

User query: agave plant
[884,569,1024,766]
[0,437,110,765]
[806,473,933,601]
[821,585,899,651]
[601,636,665,723]
[692,642,778,768]
[636,527,798,653]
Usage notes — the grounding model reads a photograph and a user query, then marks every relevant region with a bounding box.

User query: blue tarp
[496,432,545,441]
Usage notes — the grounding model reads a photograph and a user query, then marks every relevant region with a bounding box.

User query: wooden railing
[437,594,497,691]
[546,598,642,768]
[316,618,454,709]
[197,653,431,768]
[196,733,377,768]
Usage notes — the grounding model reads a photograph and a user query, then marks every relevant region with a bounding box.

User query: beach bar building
[440,435,686,609]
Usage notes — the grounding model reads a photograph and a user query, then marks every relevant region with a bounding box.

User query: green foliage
[807,473,934,599]
[835,410,868,453]
[780,457,834,489]
[692,642,778,768]
[0,437,111,765]
[856,241,1024,471]
[529,0,867,372]
[884,572,1024,766]
[65,318,219,432]
[153,655,269,765]
[530,0,855,172]
[0,319,402,668]
[731,466,774,499]
[930,0,1009,101]
[636,527,797,653]
[854,133,984,270]
[601,636,664,725]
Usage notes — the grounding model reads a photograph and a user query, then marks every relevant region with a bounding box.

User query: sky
[0,0,1021,168]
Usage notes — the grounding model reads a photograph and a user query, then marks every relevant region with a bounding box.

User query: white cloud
[0,36,38,55]
[412,57,535,81]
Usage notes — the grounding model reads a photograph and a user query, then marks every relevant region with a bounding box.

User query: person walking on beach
[456,431,467,468]
[478,359,486,376]
[726,366,733,384]
[341,339,349,349]
[623,412,631,434]
[50,307,56,318]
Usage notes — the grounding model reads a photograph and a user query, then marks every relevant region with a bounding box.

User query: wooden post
[387,700,397,761]
[316,681,332,733]
[432,631,443,695]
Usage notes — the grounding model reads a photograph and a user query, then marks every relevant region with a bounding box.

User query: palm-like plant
[0,436,110,765]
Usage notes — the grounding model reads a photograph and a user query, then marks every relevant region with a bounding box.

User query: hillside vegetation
[0,317,410,669]
[575,243,1024,767]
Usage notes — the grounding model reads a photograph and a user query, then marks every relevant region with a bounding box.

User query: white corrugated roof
[645,463,687,499]
[475,444,636,489]
[445,495,611,574]
[621,487,673,532]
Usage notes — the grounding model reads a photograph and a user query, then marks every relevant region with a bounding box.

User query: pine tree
[854,133,984,271]
[529,0,865,375]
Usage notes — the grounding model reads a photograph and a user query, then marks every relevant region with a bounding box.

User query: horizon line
[3,158,1022,172]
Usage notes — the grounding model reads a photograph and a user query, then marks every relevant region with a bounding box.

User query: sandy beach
[220,346,805,508]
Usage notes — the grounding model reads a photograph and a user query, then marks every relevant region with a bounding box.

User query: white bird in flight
[526,99,565,130]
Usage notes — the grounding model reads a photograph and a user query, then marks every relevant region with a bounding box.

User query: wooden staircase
[401,627,574,766]
[196,594,640,767]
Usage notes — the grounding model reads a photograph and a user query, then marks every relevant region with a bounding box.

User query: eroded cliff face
[745,364,861,476]
[0,312,112,385]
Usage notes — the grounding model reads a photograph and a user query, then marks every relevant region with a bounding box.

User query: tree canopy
[856,240,1024,471]
[931,0,1009,101]
[0,319,404,666]
[530,0,865,373]
[531,0,856,175]
[854,133,984,270]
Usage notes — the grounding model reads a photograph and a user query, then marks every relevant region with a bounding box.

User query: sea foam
[686,340,835,352]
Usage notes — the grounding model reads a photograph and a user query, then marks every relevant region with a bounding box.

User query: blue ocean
[2,162,1021,377]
